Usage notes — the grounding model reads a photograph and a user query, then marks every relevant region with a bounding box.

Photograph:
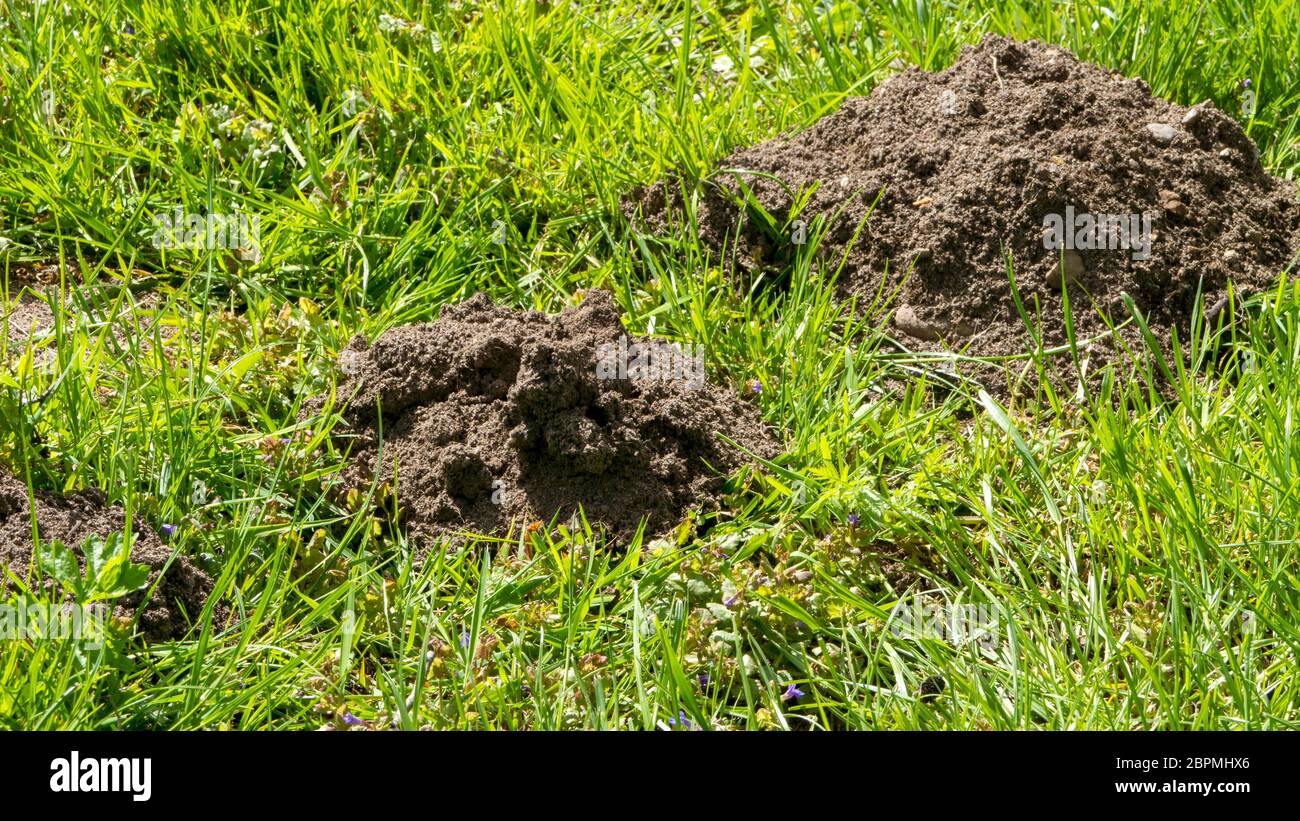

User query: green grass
[1,0,1299,729]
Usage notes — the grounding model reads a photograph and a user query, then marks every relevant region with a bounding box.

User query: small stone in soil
[1046,250,1084,288]
[894,304,940,341]
[1158,189,1188,217]
[1145,122,1177,144]
[1206,295,1229,322]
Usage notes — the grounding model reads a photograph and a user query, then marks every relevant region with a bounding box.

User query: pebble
[1146,122,1177,144]
[1046,250,1084,289]
[1205,289,1251,325]
[1158,189,1188,217]
[1218,148,1234,159]
[1181,106,1201,126]
[1205,294,1233,324]
[1222,248,1241,265]
[1063,249,1085,278]
[893,304,940,341]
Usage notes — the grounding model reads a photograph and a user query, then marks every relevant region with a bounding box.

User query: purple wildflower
[697,673,710,688]
[124,23,135,35]
[723,593,738,607]
[847,513,860,527]
[342,712,364,726]
[750,379,763,394]
[161,523,178,538]
[667,710,691,728]
[782,683,805,703]
[460,631,471,649]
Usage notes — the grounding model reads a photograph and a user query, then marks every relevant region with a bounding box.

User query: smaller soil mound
[315,291,778,543]
[626,35,1300,392]
[0,471,215,641]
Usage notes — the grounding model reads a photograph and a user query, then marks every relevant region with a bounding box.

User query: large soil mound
[0,471,215,641]
[627,36,1300,386]
[316,291,778,543]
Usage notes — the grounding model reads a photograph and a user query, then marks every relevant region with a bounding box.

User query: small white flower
[243,118,274,143]
[379,13,426,36]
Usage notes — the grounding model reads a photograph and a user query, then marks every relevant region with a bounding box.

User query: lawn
[1,0,1299,730]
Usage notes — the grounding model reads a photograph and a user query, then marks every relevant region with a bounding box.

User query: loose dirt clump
[315,290,778,544]
[627,35,1300,391]
[0,471,215,641]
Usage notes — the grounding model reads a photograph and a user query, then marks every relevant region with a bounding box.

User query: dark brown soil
[314,290,778,544]
[626,35,1300,392]
[5,262,65,287]
[0,470,215,641]
[2,284,171,369]
[2,292,54,353]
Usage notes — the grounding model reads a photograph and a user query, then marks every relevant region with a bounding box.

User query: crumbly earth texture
[316,290,778,544]
[626,35,1300,392]
[0,470,215,641]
